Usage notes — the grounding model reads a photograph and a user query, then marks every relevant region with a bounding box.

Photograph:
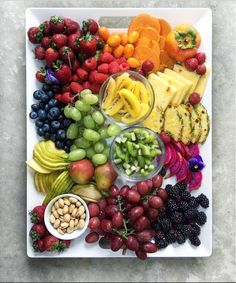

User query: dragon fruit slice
[165,143,178,169]
[188,143,200,158]
[189,171,203,190]
[164,144,172,165]
[171,141,185,157]
[176,158,188,182]
[180,142,192,160]
[166,152,183,178]
[183,169,193,184]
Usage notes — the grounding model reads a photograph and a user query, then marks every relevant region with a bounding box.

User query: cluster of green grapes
[64,89,122,166]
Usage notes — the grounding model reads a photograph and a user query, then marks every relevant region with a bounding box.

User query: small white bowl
[44,193,90,240]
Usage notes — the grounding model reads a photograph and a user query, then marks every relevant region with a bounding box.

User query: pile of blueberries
[29,84,73,152]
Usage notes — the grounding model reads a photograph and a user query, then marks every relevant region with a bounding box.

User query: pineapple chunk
[157,72,186,106]
[148,74,177,111]
[186,103,201,144]
[177,104,192,144]
[195,103,210,143]
[142,107,164,133]
[173,64,200,102]
[164,106,182,141]
[194,66,210,98]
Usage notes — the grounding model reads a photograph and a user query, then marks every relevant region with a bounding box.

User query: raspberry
[70,82,83,94]
[82,81,91,90]
[119,62,130,71]
[108,61,120,74]
[94,73,109,84]
[116,56,126,65]
[76,68,88,81]
[88,70,98,83]
[90,82,101,93]
[99,52,114,63]
[84,57,97,70]
[97,63,109,74]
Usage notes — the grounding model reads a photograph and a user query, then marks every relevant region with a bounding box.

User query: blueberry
[65,139,73,147]
[42,123,50,132]
[51,84,61,93]
[39,102,45,109]
[33,90,43,100]
[50,134,56,142]
[38,109,47,120]
[56,129,66,140]
[50,127,57,133]
[29,111,38,119]
[55,140,64,149]
[31,104,40,111]
[64,145,70,153]
[44,132,50,139]
[48,99,58,108]
[41,93,50,103]
[45,104,51,112]
[49,107,60,118]
[37,128,44,137]
[63,119,72,128]
[47,90,54,98]
[42,84,51,92]
[51,121,61,129]
[58,114,64,122]
[35,120,43,127]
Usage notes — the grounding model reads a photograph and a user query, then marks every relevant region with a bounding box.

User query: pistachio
[58,198,64,208]
[57,228,65,235]
[53,210,59,219]
[72,208,78,217]
[78,219,85,229]
[63,205,69,214]
[50,214,56,224]
[57,208,63,216]
[78,205,85,216]
[64,213,71,222]
[53,219,60,229]
[64,198,71,206]
[69,197,77,204]
[54,201,59,210]
[76,201,81,207]
[61,222,69,228]
[80,213,86,220]
[69,204,76,213]
[69,219,75,228]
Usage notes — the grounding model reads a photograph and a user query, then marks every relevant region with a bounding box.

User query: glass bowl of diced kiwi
[110,126,165,182]
[99,71,155,126]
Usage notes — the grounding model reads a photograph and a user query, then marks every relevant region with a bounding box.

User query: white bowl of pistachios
[44,194,90,240]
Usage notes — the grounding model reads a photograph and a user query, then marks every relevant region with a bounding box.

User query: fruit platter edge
[26,8,212,258]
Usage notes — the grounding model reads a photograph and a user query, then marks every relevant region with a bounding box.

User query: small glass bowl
[99,71,155,127]
[109,126,166,182]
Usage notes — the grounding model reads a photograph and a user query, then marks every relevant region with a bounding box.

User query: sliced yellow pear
[26,159,51,174]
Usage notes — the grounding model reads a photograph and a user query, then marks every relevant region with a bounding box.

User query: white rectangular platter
[26,8,212,258]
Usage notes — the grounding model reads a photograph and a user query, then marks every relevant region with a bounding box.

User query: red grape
[88,203,100,217]
[85,232,99,243]
[127,190,141,203]
[136,229,155,243]
[97,198,107,211]
[125,202,136,211]
[196,64,206,75]
[146,179,153,190]
[131,185,138,192]
[148,196,163,209]
[147,208,159,221]
[142,60,154,74]
[109,185,119,198]
[98,210,106,220]
[135,249,147,260]
[128,206,144,222]
[152,174,163,188]
[120,185,129,197]
[88,217,101,230]
[101,219,112,232]
[107,197,117,205]
[142,242,158,253]
[105,204,119,216]
[195,52,206,64]
[140,199,149,211]
[137,181,149,195]
[111,236,124,251]
[189,92,201,105]
[157,188,168,201]
[184,57,198,71]
[112,211,124,228]
[134,216,150,232]
[125,235,139,251]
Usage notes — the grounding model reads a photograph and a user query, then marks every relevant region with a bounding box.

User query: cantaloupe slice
[159,18,172,37]
[159,36,165,49]
[135,37,152,47]
[139,27,160,42]
[128,13,160,34]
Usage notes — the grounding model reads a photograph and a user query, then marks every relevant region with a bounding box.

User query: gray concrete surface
[0,0,235,282]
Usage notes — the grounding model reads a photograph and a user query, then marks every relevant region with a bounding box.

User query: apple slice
[165,143,178,169]
[171,140,185,157]
[188,143,200,157]
[176,158,188,182]
[164,144,172,166]
[166,152,183,178]
[189,171,203,190]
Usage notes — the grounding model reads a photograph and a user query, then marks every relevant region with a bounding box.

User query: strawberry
[53,60,72,84]
[82,19,98,35]
[41,36,52,49]
[90,82,101,93]
[50,16,65,33]
[97,63,109,74]
[80,34,97,56]
[33,239,45,252]
[29,205,46,223]
[99,52,114,63]
[82,81,91,90]
[36,70,46,83]
[72,74,79,82]
[68,33,81,53]
[52,34,68,49]
[62,85,71,93]
[70,82,83,94]
[61,92,74,104]
[94,35,105,50]
[40,20,52,36]
[94,73,109,84]
[120,62,130,71]
[76,68,88,81]
[43,235,60,251]
[88,70,98,83]
[108,61,120,74]
[28,27,43,44]
[81,62,90,72]
[72,59,80,72]
[54,93,63,102]
[64,18,79,35]
[34,45,46,60]
[45,48,59,67]
[77,52,87,64]
[84,57,97,70]
[30,224,46,241]
[59,46,74,68]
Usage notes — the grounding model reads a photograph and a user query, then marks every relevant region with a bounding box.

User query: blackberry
[184,208,198,220]
[189,197,199,208]
[180,190,191,202]
[165,184,173,194]
[166,186,179,200]
[156,238,169,249]
[154,230,166,240]
[158,206,167,218]
[195,211,207,226]
[167,199,178,212]
[174,223,184,231]
[151,221,161,231]
[171,211,183,223]
[160,218,172,232]
[190,223,201,237]
[174,182,187,192]
[196,194,209,208]
[165,230,177,243]
[176,231,186,244]
[159,166,166,177]
[181,225,193,237]
[178,201,189,212]
[190,236,201,246]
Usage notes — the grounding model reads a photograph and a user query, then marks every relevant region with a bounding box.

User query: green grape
[66,123,79,140]
[107,124,122,137]
[75,100,91,112]
[80,89,92,98]
[70,144,77,151]
[83,115,95,129]
[83,94,99,105]
[86,147,96,159]
[70,107,82,121]
[103,147,110,158]
[92,154,107,166]
[68,149,86,161]
[83,129,100,142]
[94,142,105,153]
[64,105,71,118]
[74,137,91,149]
[98,126,109,139]
[92,111,105,125]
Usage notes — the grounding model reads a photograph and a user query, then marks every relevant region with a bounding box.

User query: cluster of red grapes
[85,173,167,260]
